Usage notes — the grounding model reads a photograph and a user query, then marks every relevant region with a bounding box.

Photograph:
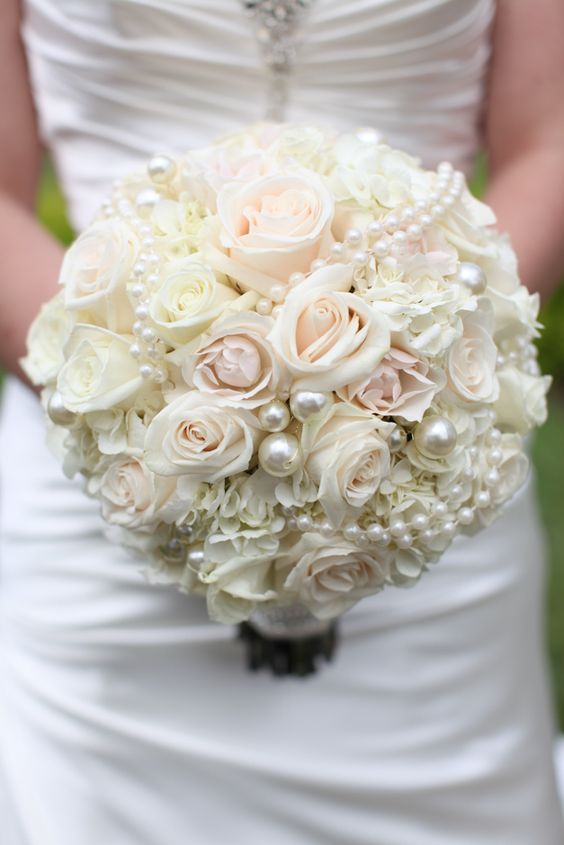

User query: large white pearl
[290,390,333,423]
[258,433,302,477]
[258,400,290,433]
[148,154,177,184]
[414,416,457,458]
[456,262,487,294]
[47,391,77,427]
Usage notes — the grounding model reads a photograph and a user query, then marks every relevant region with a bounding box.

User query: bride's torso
[22,0,495,231]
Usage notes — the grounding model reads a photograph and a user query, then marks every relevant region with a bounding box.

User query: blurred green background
[17,161,564,724]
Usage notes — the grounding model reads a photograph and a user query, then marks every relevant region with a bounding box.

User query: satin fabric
[1,1,563,842]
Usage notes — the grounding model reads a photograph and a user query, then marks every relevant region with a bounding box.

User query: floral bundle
[24,124,550,628]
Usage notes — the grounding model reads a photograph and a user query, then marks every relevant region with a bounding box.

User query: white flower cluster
[23,124,551,625]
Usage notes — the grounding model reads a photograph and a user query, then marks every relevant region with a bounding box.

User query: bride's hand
[0,0,64,382]
[485,0,564,299]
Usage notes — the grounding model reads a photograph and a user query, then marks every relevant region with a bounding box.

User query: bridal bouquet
[24,124,550,670]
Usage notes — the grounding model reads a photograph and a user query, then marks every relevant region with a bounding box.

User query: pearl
[431,203,445,218]
[412,513,429,530]
[133,261,146,277]
[456,262,487,294]
[163,539,185,562]
[47,391,77,427]
[258,432,302,477]
[153,366,168,384]
[142,236,155,248]
[135,188,160,215]
[373,238,390,257]
[130,283,145,298]
[176,524,194,538]
[419,213,433,228]
[320,520,334,538]
[297,514,313,532]
[148,154,177,184]
[390,518,406,537]
[396,532,413,549]
[401,207,415,222]
[352,250,368,266]
[367,221,384,238]
[258,400,290,433]
[330,242,346,260]
[442,521,456,537]
[392,230,407,245]
[289,271,305,286]
[142,327,156,344]
[438,161,454,175]
[145,345,160,360]
[310,258,326,272]
[146,273,159,287]
[270,284,286,303]
[186,545,205,568]
[486,428,502,446]
[343,523,361,542]
[434,501,448,517]
[132,320,144,336]
[422,528,435,543]
[485,468,500,487]
[385,214,400,231]
[487,447,503,467]
[463,466,475,481]
[468,445,479,460]
[407,223,423,241]
[457,507,475,525]
[129,342,142,359]
[272,305,283,318]
[256,298,273,316]
[380,530,391,546]
[450,484,463,500]
[135,303,149,320]
[366,523,384,542]
[345,228,362,246]
[476,490,491,508]
[388,425,407,453]
[290,390,333,422]
[139,364,154,379]
[414,416,457,458]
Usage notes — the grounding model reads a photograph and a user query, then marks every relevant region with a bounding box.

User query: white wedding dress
[1,1,563,843]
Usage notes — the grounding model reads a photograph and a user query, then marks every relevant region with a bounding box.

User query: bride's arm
[0,0,63,380]
[485,0,564,299]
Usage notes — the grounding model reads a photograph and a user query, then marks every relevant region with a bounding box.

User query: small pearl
[396,532,413,549]
[415,199,428,211]
[176,524,194,539]
[135,188,160,215]
[330,243,346,261]
[135,303,149,320]
[353,250,368,266]
[139,364,154,379]
[154,365,168,384]
[476,490,491,508]
[147,253,159,267]
[414,416,457,459]
[419,213,433,228]
[373,239,390,257]
[407,223,423,241]
[392,230,407,245]
[390,518,406,537]
[146,345,161,360]
[367,523,384,542]
[367,221,384,238]
[345,228,362,246]
[256,298,273,316]
[468,446,479,460]
[450,484,463,499]
[401,207,415,223]
[422,528,435,543]
[270,284,286,303]
[297,514,313,532]
[456,262,487,294]
[385,214,400,231]
[287,517,298,530]
[132,320,144,336]
[487,447,503,466]
[457,507,475,525]
[163,539,185,562]
[388,425,407,453]
[129,342,142,359]
[47,391,77,427]
[431,203,445,218]
[357,532,370,547]
[148,154,177,184]
[133,261,146,277]
[258,400,291,433]
[142,236,155,248]
[485,468,500,487]
[380,531,391,546]
[130,283,145,298]
[486,428,502,446]
[442,195,455,208]
[412,513,429,530]
[434,502,448,517]
[186,546,205,568]
[442,521,456,537]
[146,273,159,287]
[311,258,326,272]
[438,161,453,175]
[463,467,475,481]
[272,305,283,318]
[142,327,156,344]
[343,523,361,542]
[289,271,305,286]
[320,520,334,538]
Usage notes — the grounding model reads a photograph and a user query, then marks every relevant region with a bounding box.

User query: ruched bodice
[23,0,494,230]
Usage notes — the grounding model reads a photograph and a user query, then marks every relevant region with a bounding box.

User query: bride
[1,1,564,842]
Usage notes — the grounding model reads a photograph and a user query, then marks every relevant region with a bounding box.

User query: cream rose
[494,368,551,434]
[302,404,391,525]
[283,534,391,619]
[209,171,334,298]
[61,220,138,333]
[95,456,180,530]
[144,391,262,481]
[57,325,142,413]
[338,347,443,422]
[447,312,499,403]
[183,311,286,407]
[148,258,239,347]
[21,291,74,386]
[269,263,390,391]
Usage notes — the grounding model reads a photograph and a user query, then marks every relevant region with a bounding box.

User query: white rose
[144,391,262,481]
[494,367,551,434]
[183,311,287,407]
[269,264,390,392]
[148,258,240,347]
[338,347,443,422]
[61,220,138,333]
[57,325,142,413]
[447,311,499,403]
[282,533,391,619]
[208,171,334,298]
[21,292,74,386]
[302,404,391,526]
[95,456,180,530]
